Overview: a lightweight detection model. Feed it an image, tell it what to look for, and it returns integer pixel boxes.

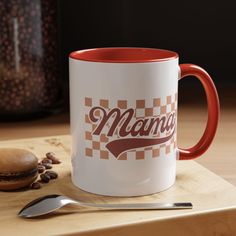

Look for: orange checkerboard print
[84,94,177,160]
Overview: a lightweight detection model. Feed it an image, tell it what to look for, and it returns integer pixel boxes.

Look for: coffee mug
[69,48,219,196]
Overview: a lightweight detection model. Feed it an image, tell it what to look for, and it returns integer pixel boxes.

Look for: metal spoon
[18,194,193,218]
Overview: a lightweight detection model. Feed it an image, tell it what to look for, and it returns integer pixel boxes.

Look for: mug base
[71,175,176,197]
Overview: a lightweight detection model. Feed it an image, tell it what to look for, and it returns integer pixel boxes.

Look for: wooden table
[1,135,236,236]
[0,105,235,235]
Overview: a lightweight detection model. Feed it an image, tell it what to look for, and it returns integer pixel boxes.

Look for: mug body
[69,48,179,196]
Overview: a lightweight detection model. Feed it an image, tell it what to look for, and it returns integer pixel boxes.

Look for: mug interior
[70,47,178,63]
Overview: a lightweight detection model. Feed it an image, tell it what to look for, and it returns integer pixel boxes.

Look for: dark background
[58,0,236,105]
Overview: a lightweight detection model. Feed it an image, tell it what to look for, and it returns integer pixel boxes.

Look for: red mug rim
[69,47,178,63]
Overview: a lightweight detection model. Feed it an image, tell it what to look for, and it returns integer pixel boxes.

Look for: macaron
[0,148,38,191]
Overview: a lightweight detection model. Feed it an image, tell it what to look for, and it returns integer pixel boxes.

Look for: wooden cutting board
[0,135,236,236]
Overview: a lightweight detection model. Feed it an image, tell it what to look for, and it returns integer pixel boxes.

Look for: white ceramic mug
[69,47,219,196]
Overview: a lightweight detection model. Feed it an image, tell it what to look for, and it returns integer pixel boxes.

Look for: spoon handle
[77,202,193,210]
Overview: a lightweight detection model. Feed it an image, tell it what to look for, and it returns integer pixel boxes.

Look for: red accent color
[178,64,220,160]
[69,48,178,63]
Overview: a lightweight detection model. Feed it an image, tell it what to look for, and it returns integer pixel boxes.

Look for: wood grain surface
[0,135,236,235]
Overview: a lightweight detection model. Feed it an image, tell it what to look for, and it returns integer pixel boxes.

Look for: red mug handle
[178,64,220,160]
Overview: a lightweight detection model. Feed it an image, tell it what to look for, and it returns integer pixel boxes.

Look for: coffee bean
[31,182,41,189]
[51,159,61,164]
[45,152,61,164]
[40,173,50,183]
[42,163,52,169]
[46,152,55,159]
[45,170,58,179]
[37,164,46,173]
[42,158,52,164]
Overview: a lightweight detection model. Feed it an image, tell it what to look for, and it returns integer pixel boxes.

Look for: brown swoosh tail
[105,129,175,158]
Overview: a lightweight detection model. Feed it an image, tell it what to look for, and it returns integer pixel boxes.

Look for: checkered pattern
[84,94,177,160]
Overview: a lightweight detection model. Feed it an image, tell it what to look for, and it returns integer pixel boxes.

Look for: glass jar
[0,0,62,120]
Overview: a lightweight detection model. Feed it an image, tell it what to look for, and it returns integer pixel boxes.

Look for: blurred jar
[0,0,62,120]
